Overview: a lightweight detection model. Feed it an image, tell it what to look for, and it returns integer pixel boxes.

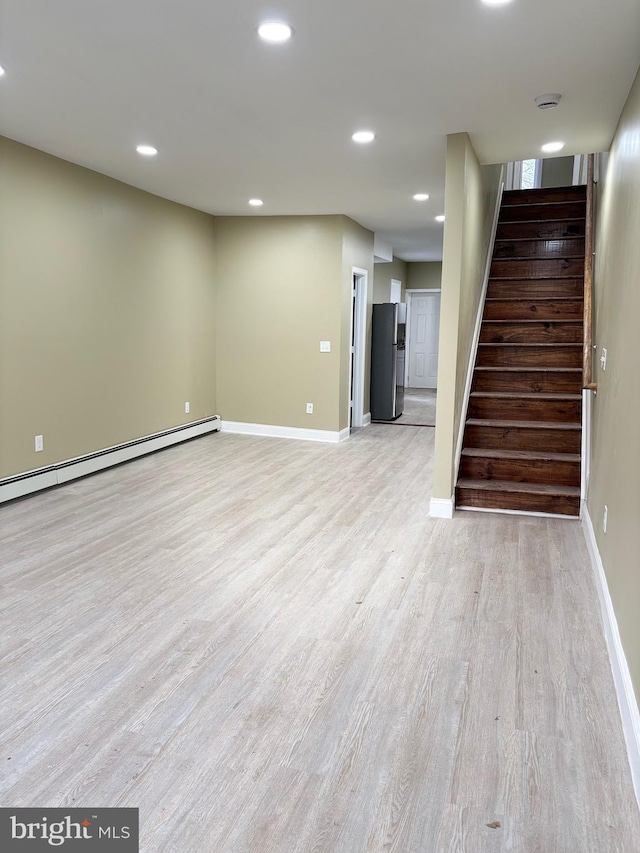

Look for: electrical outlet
[185,401,190,414]
[320,341,331,353]
[600,348,607,371]
[306,403,314,414]
[35,435,43,452]
[603,505,608,533]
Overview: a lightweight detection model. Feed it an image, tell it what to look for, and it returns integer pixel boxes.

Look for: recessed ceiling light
[481,0,514,6]
[0,65,6,77]
[258,21,293,43]
[352,131,375,144]
[136,145,158,156]
[541,141,565,153]
[413,193,430,201]
[435,215,445,222]
[248,198,264,207]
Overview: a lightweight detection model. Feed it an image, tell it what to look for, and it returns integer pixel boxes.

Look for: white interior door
[408,292,440,388]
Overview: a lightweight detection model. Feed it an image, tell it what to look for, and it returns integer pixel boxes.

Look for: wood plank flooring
[1,426,638,851]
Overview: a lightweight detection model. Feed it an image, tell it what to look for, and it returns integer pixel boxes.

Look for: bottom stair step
[459,447,580,486]
[455,478,580,516]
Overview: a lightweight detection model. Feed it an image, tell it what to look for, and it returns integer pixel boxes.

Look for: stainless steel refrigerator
[370,303,405,420]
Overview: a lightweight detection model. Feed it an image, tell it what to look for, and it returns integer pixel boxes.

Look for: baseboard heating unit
[0,415,221,504]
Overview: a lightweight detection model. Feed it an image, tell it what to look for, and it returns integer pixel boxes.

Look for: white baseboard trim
[429,496,455,519]
[582,505,640,806]
[363,413,372,427]
[221,420,345,444]
[457,505,580,520]
[0,416,221,504]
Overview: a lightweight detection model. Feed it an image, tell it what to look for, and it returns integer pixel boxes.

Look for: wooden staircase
[456,185,587,516]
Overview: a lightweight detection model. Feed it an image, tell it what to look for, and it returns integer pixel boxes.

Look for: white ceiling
[1,0,639,261]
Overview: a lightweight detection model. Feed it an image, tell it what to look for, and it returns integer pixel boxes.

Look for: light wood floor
[373,388,437,427]
[1,425,638,851]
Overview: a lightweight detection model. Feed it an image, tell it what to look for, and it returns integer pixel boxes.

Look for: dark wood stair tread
[470,391,582,400]
[500,199,586,208]
[456,478,580,497]
[461,447,580,462]
[489,275,584,281]
[466,418,581,430]
[474,366,582,373]
[485,296,583,302]
[483,319,582,324]
[490,254,585,260]
[478,342,582,346]
[499,197,586,208]
[487,279,584,290]
[494,235,585,243]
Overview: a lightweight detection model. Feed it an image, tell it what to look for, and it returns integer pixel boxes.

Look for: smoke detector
[535,93,562,110]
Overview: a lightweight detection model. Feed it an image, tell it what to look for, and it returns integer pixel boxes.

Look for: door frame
[349,268,368,429]
[405,288,441,387]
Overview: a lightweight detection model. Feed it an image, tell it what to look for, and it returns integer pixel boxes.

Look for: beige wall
[0,138,218,479]
[432,133,504,501]
[406,262,442,290]
[214,215,347,432]
[541,155,574,188]
[588,68,640,702]
[373,256,408,303]
[340,217,375,425]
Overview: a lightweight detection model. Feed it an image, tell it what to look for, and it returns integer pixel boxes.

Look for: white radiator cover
[0,416,221,503]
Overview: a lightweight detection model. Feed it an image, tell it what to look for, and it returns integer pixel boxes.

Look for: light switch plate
[600,348,607,371]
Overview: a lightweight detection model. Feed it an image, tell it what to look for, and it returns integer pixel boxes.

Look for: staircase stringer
[453,176,506,489]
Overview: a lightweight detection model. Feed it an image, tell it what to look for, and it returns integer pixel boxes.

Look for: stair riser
[499,201,586,222]
[476,344,582,367]
[483,299,583,321]
[487,279,584,298]
[493,238,584,260]
[464,425,581,453]
[496,221,585,240]
[459,457,580,487]
[472,372,582,394]
[468,397,582,422]
[490,258,585,279]
[501,187,586,206]
[455,486,580,516]
[480,322,583,344]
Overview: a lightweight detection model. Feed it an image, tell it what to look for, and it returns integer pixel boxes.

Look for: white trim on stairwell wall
[580,388,593,503]
[453,172,506,486]
[582,505,640,807]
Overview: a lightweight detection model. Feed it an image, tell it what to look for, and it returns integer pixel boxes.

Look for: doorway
[349,269,368,432]
[401,289,441,427]
[406,290,440,388]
